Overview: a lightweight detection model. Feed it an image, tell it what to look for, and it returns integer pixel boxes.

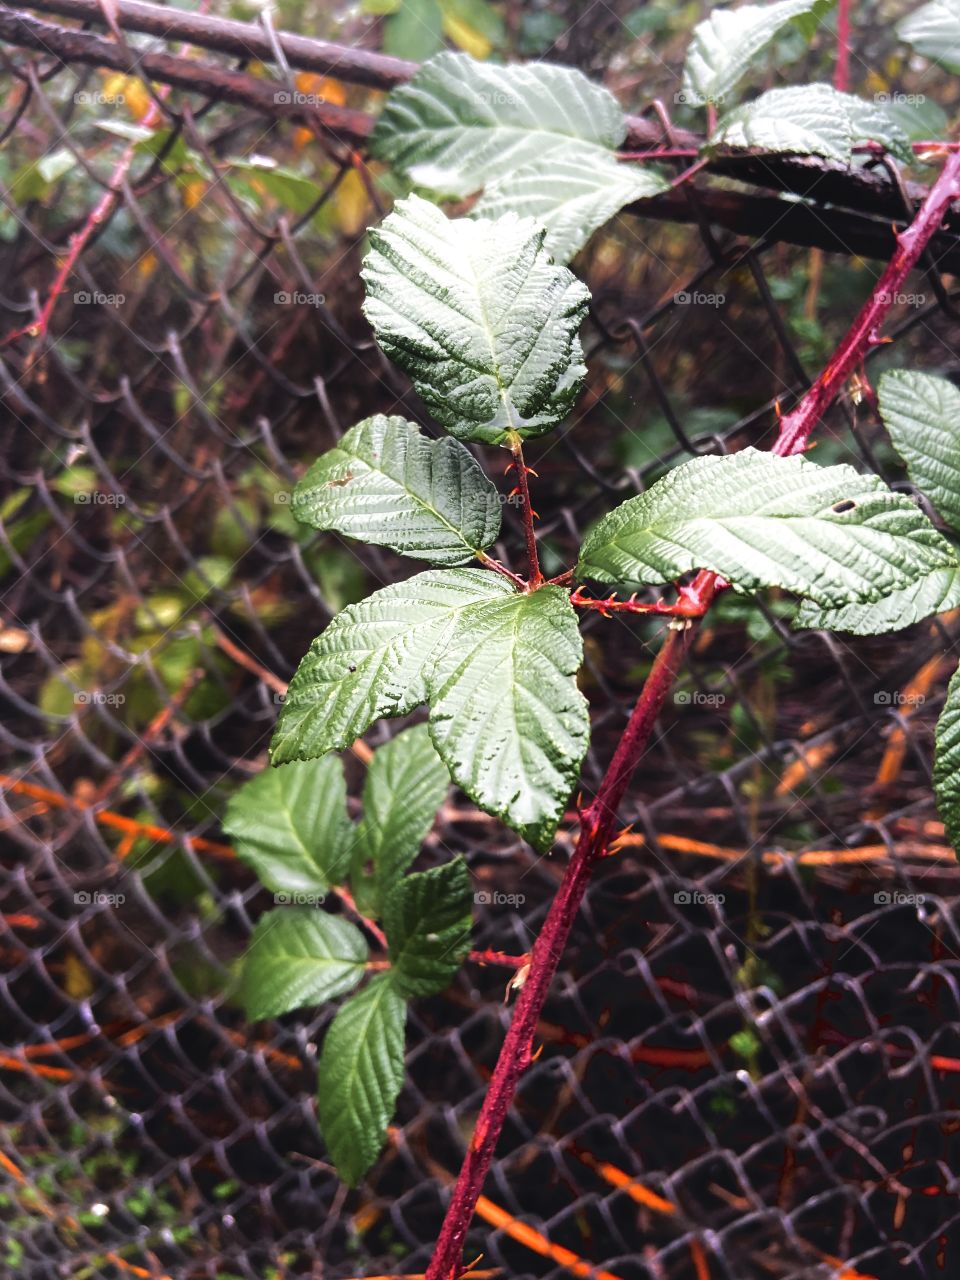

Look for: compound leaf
[794,564,960,633]
[936,662,960,856]
[472,146,669,264]
[711,84,910,163]
[224,754,351,893]
[270,569,513,764]
[879,370,960,533]
[362,196,589,444]
[898,0,960,74]
[352,724,450,914]
[243,908,367,1021]
[384,857,473,997]
[426,583,588,850]
[292,415,501,566]
[369,51,627,198]
[682,0,836,105]
[317,974,406,1186]
[577,448,956,608]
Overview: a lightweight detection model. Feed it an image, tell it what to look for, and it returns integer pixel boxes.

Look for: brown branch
[0,10,373,145]
[10,0,960,243]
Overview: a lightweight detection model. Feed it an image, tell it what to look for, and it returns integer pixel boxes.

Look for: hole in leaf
[326,471,354,488]
[832,500,856,514]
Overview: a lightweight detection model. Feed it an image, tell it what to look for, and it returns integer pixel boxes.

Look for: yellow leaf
[335,168,370,235]
[181,179,206,211]
[295,72,347,106]
[137,250,159,280]
[64,953,94,1000]
[442,12,492,59]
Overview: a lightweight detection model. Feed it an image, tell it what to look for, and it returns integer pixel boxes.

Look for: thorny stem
[475,552,527,591]
[774,148,960,458]
[505,432,543,588]
[425,148,960,1280]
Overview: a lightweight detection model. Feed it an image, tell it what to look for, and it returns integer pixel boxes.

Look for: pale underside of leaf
[935,661,960,855]
[426,584,589,850]
[316,974,407,1186]
[243,908,367,1021]
[270,568,514,764]
[577,448,956,608]
[471,147,669,264]
[711,84,910,163]
[898,0,960,75]
[292,414,501,566]
[793,564,960,634]
[223,754,351,893]
[368,50,627,198]
[362,195,589,444]
[353,723,450,913]
[879,369,960,533]
[682,0,836,105]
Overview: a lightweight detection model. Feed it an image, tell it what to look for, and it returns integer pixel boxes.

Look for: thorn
[530,1042,545,1063]
[774,398,783,420]
[525,465,539,478]
[530,507,540,519]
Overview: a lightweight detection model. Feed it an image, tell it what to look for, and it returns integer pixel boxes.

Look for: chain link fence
[2,8,960,1279]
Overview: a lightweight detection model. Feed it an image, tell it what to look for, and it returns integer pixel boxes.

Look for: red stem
[774,149,960,459]
[834,0,850,93]
[506,433,542,589]
[425,149,960,1280]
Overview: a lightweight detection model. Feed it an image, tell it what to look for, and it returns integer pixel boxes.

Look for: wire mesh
[2,14,960,1280]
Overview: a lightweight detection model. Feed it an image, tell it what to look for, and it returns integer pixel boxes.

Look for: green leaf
[270,568,514,764]
[292,415,502,565]
[879,370,960,532]
[711,84,910,163]
[384,0,444,61]
[794,564,960,634]
[936,661,960,856]
[682,0,836,105]
[898,0,960,74]
[223,755,352,894]
[316,975,406,1185]
[353,725,450,913]
[577,448,957,608]
[243,908,367,1020]
[362,196,589,444]
[472,146,669,264]
[369,51,628,199]
[384,858,473,997]
[426,584,588,850]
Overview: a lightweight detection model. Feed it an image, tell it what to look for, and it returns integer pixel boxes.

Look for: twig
[424,147,960,1280]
